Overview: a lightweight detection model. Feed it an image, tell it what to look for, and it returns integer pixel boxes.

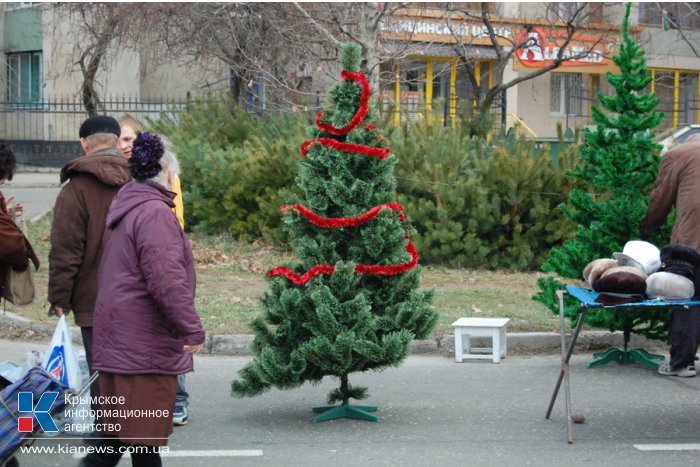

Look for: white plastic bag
[42,315,82,389]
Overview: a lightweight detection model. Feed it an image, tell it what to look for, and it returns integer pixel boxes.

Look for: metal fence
[563,92,700,135]
[380,92,506,130]
[0,96,190,166]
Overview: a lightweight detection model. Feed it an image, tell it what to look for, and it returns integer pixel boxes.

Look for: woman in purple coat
[82,133,205,467]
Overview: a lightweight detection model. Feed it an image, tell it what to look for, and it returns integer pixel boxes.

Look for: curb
[196,331,666,357]
[0,312,668,358]
[16,166,62,173]
[4,182,62,189]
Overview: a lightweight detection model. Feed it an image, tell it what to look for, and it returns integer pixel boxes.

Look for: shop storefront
[379,10,504,124]
[511,24,619,136]
[379,8,623,137]
[379,49,495,124]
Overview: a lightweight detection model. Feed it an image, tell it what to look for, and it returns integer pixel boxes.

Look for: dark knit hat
[79,116,121,138]
[658,244,700,281]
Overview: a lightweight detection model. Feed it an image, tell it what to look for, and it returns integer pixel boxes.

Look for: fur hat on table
[593,268,647,306]
[613,240,661,276]
[646,272,695,300]
[582,258,618,288]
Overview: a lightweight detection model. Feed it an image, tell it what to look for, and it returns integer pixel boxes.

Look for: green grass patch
[6,211,564,337]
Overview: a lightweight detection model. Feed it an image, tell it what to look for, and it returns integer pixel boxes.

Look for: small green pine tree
[231,44,437,422]
[534,3,669,342]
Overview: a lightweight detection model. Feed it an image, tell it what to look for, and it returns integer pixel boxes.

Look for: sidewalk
[5,170,62,189]
[0,309,669,358]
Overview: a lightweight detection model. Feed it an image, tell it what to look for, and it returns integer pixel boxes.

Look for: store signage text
[380,18,513,41]
[516,29,608,67]
[381,15,616,71]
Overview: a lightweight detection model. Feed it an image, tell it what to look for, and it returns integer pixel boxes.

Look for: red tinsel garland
[281,203,405,227]
[268,237,419,286]
[300,138,389,160]
[269,68,418,286]
[315,71,370,136]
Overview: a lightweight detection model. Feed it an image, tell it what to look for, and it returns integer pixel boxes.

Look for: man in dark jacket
[641,135,700,377]
[48,116,131,403]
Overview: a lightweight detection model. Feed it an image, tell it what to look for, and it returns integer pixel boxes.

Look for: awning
[378,41,498,60]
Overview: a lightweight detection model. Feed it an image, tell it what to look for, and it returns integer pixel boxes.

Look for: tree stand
[310,374,380,423]
[588,320,664,369]
[311,404,379,423]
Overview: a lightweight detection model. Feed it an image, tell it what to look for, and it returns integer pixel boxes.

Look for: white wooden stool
[452,317,510,363]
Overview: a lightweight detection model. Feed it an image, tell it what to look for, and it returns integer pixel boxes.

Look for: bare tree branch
[656,2,700,59]
[293,2,343,48]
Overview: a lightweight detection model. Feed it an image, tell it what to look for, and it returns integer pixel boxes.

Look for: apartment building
[2,3,700,164]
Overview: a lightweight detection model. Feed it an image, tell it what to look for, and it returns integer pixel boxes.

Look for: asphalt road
[2,172,61,221]
[3,338,700,467]
[1,186,61,221]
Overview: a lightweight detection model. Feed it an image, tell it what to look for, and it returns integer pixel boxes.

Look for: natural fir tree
[534,3,668,365]
[231,44,437,422]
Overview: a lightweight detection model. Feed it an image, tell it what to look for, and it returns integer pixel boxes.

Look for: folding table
[545,285,700,443]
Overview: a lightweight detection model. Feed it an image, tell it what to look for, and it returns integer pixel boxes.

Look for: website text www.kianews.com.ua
[19,444,169,456]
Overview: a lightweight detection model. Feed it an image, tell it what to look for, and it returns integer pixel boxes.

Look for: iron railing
[0,96,191,141]
[0,96,191,166]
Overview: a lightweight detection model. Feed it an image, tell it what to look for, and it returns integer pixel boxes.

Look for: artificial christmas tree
[534,3,669,367]
[231,44,437,422]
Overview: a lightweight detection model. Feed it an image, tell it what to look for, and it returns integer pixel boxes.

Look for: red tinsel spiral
[281,203,406,228]
[269,68,418,286]
[300,138,389,160]
[315,71,370,136]
[267,237,419,286]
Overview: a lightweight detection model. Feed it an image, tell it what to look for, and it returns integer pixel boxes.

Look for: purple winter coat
[92,180,205,376]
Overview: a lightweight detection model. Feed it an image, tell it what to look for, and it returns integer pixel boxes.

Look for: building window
[433,3,497,14]
[4,2,38,10]
[7,51,42,105]
[639,3,700,29]
[547,2,581,22]
[550,72,582,115]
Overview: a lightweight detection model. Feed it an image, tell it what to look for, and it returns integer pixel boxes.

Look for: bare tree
[441,2,614,136]
[47,2,620,125]
[151,3,284,106]
[109,2,416,113]
[291,2,409,89]
[150,3,411,110]
[50,3,168,116]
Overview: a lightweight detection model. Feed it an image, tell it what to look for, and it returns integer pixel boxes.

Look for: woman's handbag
[3,263,35,306]
[2,219,38,306]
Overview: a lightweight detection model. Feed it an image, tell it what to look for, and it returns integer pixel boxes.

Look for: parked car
[657,124,700,154]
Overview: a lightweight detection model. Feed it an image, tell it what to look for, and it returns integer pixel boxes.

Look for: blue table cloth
[566,285,700,309]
